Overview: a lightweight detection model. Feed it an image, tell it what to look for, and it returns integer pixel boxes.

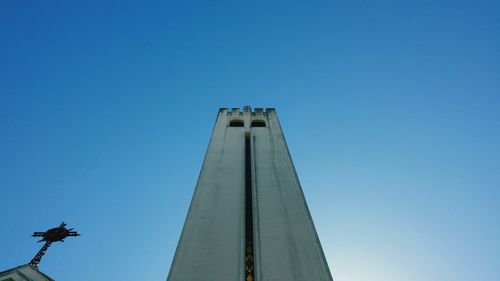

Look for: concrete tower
[167,107,333,281]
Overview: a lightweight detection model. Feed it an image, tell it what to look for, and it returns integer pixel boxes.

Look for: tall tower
[167,107,333,281]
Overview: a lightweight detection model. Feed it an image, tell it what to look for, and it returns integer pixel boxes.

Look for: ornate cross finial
[29,222,80,267]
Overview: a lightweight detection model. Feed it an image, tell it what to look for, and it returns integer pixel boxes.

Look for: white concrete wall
[252,109,333,281]
[0,265,54,281]
[167,108,246,281]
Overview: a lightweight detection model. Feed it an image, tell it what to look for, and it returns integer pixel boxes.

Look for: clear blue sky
[1,1,499,280]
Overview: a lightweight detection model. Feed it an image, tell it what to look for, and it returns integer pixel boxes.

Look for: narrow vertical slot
[245,135,255,281]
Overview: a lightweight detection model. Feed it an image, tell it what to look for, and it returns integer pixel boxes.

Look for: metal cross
[29,222,80,267]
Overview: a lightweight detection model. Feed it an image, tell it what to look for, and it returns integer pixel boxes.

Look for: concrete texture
[252,109,333,281]
[167,107,333,281]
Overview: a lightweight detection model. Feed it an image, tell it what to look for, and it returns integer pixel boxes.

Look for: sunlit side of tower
[167,107,333,281]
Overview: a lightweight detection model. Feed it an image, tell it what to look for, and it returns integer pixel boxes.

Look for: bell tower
[167,107,333,281]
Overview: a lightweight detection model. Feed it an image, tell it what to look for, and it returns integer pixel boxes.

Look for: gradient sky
[1,1,499,280]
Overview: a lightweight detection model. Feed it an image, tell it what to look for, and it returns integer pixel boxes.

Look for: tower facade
[167,107,333,281]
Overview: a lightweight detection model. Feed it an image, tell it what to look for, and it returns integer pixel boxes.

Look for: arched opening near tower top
[251,120,266,127]
[229,120,244,127]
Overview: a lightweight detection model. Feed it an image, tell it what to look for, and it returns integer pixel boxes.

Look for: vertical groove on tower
[245,134,255,281]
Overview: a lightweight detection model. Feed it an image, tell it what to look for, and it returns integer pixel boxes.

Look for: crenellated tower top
[217,107,276,129]
[219,107,275,116]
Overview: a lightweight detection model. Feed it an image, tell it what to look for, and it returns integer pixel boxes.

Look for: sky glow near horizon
[0,1,499,281]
